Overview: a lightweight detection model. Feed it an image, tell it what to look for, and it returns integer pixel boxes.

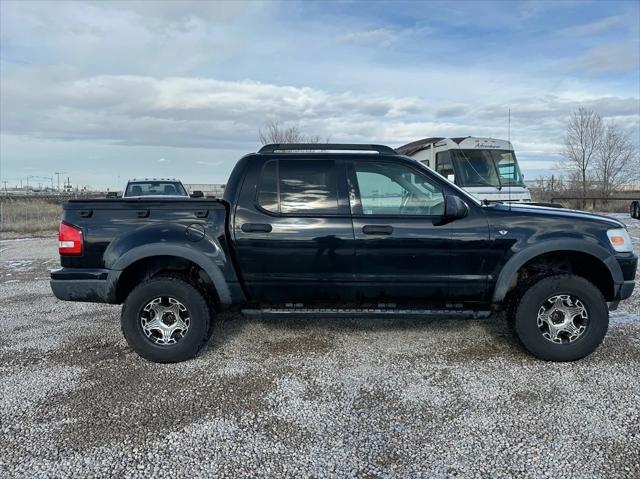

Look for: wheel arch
[493,240,622,304]
[109,244,232,306]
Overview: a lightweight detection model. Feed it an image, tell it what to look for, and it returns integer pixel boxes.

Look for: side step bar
[241,308,492,319]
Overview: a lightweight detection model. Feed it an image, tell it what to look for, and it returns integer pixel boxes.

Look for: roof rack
[258,143,396,155]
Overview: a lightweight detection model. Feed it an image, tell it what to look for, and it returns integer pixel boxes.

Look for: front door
[232,157,355,303]
[348,159,451,303]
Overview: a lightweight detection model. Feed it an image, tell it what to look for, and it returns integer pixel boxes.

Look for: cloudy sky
[1,0,639,189]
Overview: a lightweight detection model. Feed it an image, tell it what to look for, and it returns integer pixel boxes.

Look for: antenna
[508,108,512,210]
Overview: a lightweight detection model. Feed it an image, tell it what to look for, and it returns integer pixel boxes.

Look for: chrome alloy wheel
[140,297,190,345]
[536,294,589,344]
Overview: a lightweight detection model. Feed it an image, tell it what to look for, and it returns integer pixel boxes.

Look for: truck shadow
[209,312,524,357]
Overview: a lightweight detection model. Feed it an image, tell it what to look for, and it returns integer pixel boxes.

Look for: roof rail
[258,143,396,155]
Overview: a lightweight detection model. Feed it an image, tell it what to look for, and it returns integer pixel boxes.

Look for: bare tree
[259,120,321,145]
[592,124,637,196]
[561,107,604,206]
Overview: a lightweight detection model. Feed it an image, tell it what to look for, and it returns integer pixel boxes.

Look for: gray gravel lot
[1,214,639,478]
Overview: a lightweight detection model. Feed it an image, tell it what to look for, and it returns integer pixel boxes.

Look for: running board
[241,307,492,319]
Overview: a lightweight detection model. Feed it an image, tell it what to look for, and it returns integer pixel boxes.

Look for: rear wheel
[121,276,212,363]
[512,274,608,361]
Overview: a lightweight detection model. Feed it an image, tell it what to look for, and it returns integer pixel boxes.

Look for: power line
[55,171,67,191]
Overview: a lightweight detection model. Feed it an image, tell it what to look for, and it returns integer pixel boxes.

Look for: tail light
[58,222,83,255]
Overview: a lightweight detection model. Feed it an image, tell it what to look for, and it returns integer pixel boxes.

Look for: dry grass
[0,199,61,234]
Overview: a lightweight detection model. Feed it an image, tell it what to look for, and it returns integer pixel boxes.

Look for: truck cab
[397,137,531,203]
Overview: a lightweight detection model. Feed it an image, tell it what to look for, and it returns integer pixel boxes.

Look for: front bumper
[612,253,637,301]
[50,268,120,303]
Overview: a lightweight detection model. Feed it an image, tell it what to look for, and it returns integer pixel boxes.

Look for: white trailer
[397,137,531,203]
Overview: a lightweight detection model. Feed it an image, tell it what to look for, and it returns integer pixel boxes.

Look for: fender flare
[108,243,232,305]
[492,239,622,303]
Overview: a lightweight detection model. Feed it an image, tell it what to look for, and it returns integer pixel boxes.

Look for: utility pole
[55,171,67,191]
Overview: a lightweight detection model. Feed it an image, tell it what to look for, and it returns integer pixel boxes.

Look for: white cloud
[0,73,427,147]
[1,69,637,184]
[340,28,398,47]
[560,15,626,36]
[574,43,640,74]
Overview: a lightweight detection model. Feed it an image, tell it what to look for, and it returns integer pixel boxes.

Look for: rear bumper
[50,268,120,303]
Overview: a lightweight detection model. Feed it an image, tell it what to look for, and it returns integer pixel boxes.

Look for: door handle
[241,223,272,233]
[136,210,150,218]
[362,225,393,235]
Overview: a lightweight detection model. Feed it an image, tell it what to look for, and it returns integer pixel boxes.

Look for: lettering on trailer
[474,139,501,149]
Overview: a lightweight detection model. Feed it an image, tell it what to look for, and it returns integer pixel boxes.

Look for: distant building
[184,184,226,198]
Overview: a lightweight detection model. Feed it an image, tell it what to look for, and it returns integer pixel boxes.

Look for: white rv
[396,137,531,203]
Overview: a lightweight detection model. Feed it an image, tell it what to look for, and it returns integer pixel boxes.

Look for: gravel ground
[1,214,639,478]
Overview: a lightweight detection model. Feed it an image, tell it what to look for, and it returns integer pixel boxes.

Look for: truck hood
[489,203,625,228]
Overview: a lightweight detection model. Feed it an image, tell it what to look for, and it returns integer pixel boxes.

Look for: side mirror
[190,190,204,198]
[444,195,468,220]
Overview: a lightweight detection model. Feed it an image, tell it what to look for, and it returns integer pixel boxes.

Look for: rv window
[435,151,455,178]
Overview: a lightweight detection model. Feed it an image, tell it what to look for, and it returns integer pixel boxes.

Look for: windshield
[451,149,525,188]
[125,181,188,197]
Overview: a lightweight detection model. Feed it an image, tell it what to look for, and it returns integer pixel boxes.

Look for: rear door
[232,156,355,303]
[348,159,451,302]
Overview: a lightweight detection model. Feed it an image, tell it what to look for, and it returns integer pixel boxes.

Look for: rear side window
[257,159,338,215]
[257,160,278,212]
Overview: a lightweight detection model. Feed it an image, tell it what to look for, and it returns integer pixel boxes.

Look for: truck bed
[53,197,243,305]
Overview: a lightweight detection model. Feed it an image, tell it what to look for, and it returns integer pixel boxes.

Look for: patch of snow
[3,260,34,271]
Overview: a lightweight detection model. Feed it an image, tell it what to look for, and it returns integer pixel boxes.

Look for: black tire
[512,274,608,361]
[121,276,212,363]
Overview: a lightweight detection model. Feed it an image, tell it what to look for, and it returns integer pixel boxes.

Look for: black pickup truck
[51,144,637,363]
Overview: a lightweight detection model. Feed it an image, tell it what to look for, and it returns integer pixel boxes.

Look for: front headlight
[607,228,633,252]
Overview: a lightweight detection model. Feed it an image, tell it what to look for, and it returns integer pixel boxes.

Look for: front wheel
[512,274,608,361]
[121,276,212,363]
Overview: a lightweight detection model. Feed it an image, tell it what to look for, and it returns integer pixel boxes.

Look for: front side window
[354,162,444,216]
[257,159,338,215]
